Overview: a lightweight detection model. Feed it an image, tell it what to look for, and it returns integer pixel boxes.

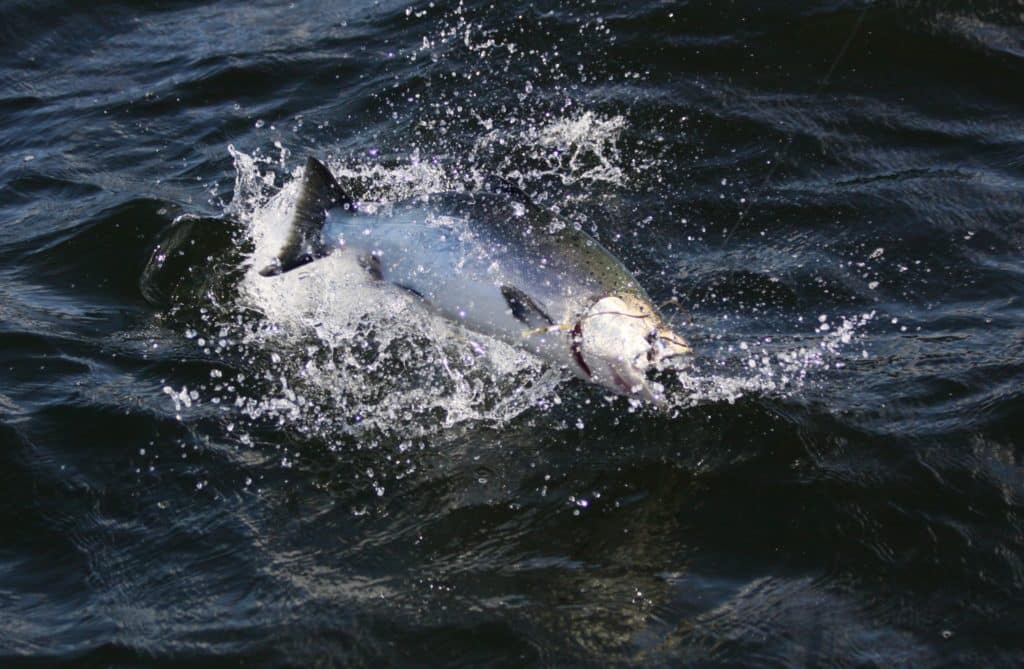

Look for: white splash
[666,311,876,410]
[472,111,631,187]
[216,147,563,441]
[173,129,875,444]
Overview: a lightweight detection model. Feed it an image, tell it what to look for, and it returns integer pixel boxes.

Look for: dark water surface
[2,1,1023,666]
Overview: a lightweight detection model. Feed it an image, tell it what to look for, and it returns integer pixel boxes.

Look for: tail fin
[259,157,352,276]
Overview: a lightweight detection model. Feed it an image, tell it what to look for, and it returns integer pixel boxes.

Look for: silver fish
[261,157,691,402]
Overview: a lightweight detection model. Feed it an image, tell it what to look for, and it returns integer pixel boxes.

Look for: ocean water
[1,1,1022,666]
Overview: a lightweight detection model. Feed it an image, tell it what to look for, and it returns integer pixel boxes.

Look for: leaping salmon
[260,157,692,403]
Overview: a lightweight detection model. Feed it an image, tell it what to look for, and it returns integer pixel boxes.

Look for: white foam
[214,148,563,441]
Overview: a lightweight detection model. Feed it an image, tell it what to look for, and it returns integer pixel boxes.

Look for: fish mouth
[647,328,693,369]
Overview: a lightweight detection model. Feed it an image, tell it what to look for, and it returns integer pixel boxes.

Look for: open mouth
[646,331,692,369]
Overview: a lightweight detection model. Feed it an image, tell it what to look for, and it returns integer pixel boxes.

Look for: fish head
[574,294,692,403]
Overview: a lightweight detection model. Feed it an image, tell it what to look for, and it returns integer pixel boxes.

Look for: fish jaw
[650,326,692,370]
[574,295,691,403]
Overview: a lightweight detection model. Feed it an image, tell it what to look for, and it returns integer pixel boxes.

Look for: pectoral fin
[500,285,553,328]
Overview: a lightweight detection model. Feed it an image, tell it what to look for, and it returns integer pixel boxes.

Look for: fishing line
[659,4,871,339]
[719,3,871,246]
[658,295,694,327]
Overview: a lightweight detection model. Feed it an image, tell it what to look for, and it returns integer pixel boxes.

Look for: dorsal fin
[501,285,553,328]
[259,157,352,276]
